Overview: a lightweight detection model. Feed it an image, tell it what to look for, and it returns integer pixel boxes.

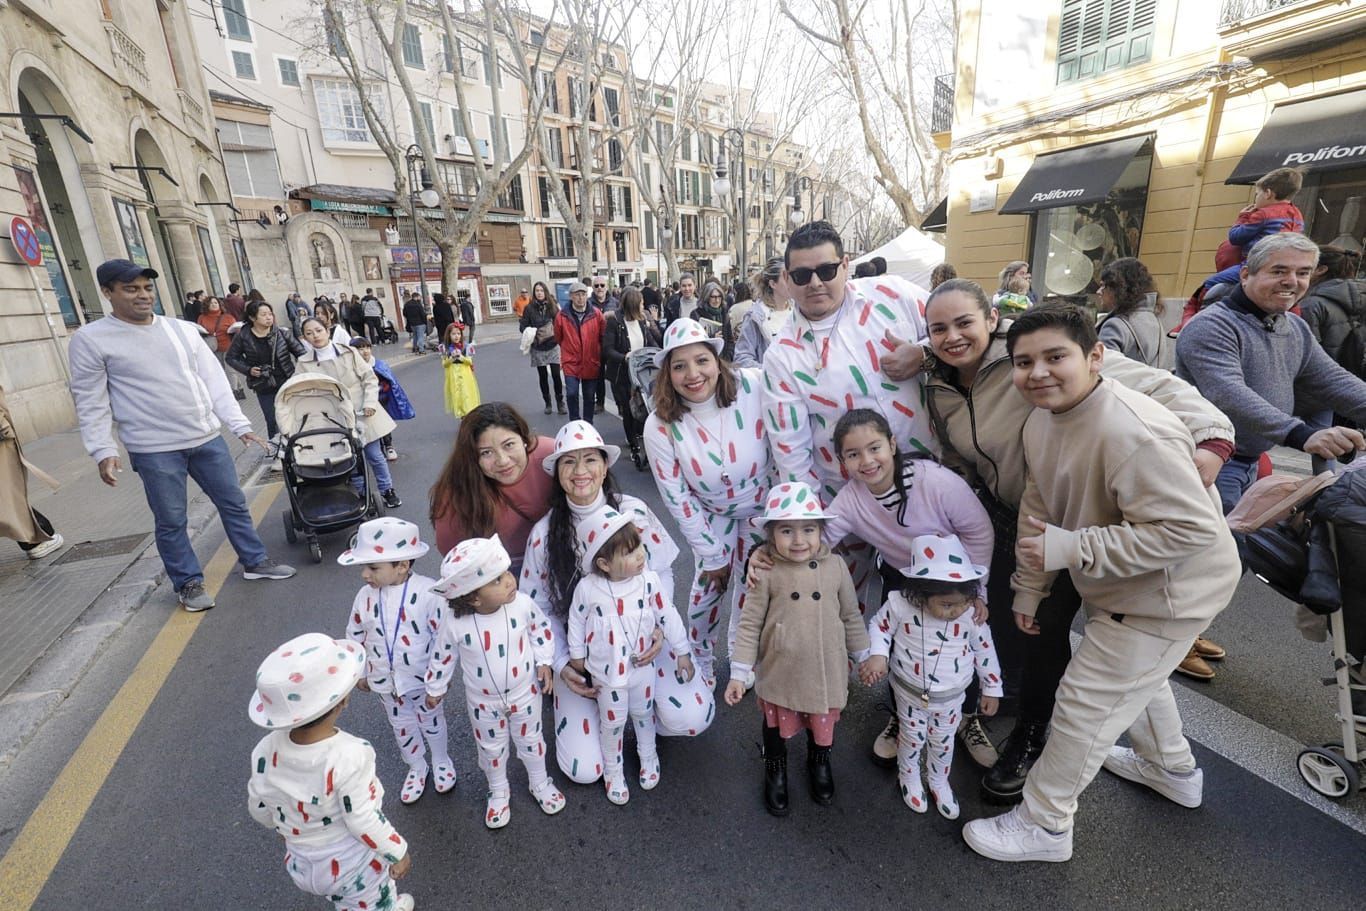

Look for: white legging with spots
[466,683,550,796]
[683,519,765,680]
[596,663,657,782]
[895,688,964,789]
[378,689,451,775]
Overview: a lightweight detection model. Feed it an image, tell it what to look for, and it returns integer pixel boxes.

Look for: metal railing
[1220,0,1310,25]
[932,73,954,133]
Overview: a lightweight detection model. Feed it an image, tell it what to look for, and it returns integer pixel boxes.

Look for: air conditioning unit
[445,134,475,157]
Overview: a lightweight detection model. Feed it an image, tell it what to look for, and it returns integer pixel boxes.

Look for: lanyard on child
[381,578,411,668]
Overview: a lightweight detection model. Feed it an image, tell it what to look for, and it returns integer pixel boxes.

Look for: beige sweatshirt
[1010,378,1242,641]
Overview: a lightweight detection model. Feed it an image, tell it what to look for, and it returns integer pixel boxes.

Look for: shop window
[1297,166,1366,274]
[1028,143,1153,300]
[1056,0,1156,85]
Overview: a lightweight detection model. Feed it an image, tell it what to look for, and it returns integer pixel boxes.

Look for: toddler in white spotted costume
[427,534,565,829]
[862,534,1002,819]
[339,517,454,806]
[567,507,694,805]
[247,633,415,911]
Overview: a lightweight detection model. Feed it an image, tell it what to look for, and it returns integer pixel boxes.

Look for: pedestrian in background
[554,282,606,424]
[352,337,414,462]
[69,259,295,612]
[513,287,531,316]
[602,286,661,468]
[0,383,63,559]
[312,299,350,346]
[196,296,245,400]
[361,287,383,344]
[432,292,455,345]
[225,299,306,443]
[734,256,791,368]
[439,322,480,419]
[247,633,415,911]
[1097,257,1172,370]
[520,281,565,415]
[403,291,429,354]
[222,282,246,321]
[993,260,1034,313]
[930,263,957,289]
[457,292,476,346]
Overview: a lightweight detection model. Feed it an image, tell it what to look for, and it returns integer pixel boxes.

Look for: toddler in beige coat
[726,482,873,816]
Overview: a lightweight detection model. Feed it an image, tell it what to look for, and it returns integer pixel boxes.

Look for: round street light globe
[661,227,674,240]
[713,176,731,197]
[419,188,441,208]
[789,209,804,228]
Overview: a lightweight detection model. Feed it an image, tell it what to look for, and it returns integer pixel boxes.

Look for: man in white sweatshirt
[68,260,295,612]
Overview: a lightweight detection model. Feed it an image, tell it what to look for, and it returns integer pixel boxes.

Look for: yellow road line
[0,481,283,910]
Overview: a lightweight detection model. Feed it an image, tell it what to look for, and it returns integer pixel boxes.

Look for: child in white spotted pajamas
[862,534,1002,819]
[340,517,454,806]
[427,534,565,829]
[247,633,415,911]
[568,507,695,805]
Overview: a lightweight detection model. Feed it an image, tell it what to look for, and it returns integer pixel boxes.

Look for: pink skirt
[758,698,840,746]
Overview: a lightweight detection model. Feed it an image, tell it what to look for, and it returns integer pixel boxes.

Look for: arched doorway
[196,174,227,298]
[132,129,183,314]
[14,68,101,325]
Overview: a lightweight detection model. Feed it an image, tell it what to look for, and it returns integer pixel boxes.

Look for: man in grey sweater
[68,260,295,612]
[1176,233,1366,513]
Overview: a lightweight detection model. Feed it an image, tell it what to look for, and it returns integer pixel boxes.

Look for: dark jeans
[612,379,643,446]
[565,376,598,424]
[16,509,55,550]
[537,364,564,407]
[257,391,279,439]
[128,436,268,590]
[595,374,606,409]
[364,316,382,343]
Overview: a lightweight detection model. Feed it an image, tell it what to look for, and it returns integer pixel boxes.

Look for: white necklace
[605,576,651,661]
[471,607,514,712]
[916,606,950,709]
[686,406,734,487]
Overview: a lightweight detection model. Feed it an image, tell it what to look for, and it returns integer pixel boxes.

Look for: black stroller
[1240,468,1366,799]
[273,374,380,563]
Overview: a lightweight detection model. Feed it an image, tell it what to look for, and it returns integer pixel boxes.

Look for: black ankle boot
[630,441,647,471]
[806,730,835,805]
[981,720,1049,804]
[762,725,789,816]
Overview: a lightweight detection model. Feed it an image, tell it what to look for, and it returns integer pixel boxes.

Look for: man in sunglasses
[590,275,619,315]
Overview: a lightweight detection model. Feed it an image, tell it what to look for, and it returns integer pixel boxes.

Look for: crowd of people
[23,187,1360,908]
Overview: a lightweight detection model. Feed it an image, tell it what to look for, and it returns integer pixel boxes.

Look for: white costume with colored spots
[567,570,691,784]
[345,573,451,779]
[644,367,772,682]
[426,592,555,803]
[248,731,407,911]
[868,592,1002,809]
[520,492,715,782]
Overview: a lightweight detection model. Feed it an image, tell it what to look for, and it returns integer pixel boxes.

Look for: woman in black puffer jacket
[226,299,307,440]
[1300,245,1365,368]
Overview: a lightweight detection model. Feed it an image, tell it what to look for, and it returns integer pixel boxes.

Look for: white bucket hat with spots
[430,534,512,599]
[899,533,989,582]
[541,420,621,474]
[576,507,638,574]
[753,481,838,527]
[248,632,366,729]
[336,517,430,565]
[653,317,724,368]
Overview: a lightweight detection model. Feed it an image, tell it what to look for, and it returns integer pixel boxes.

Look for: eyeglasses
[593,283,606,288]
[788,262,842,286]
[708,293,723,300]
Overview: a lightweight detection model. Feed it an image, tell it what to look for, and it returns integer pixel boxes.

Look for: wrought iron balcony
[932,73,954,134]
[1220,0,1310,25]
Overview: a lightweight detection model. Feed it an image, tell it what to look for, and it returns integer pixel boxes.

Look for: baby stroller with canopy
[625,346,662,470]
[1235,468,1366,799]
[273,373,379,563]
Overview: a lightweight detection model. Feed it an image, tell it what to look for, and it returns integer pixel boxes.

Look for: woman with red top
[428,402,556,572]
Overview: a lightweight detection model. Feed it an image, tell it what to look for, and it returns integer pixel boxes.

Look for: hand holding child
[723,679,747,706]
[632,628,664,666]
[1015,611,1040,635]
[537,664,554,693]
[563,661,598,698]
[745,545,774,591]
[971,597,988,625]
[424,693,442,709]
[859,656,888,686]
[978,694,999,717]
[1015,516,1047,571]
[390,854,412,880]
[675,653,695,683]
[355,679,371,693]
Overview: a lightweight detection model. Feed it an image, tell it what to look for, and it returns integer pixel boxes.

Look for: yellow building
[941,0,1366,311]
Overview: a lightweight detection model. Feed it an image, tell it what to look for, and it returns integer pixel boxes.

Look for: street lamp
[789,176,809,229]
[658,185,674,283]
[714,127,746,281]
[404,144,441,312]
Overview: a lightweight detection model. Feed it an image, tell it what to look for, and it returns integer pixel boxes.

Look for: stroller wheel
[309,540,323,564]
[282,510,297,545]
[1297,746,1359,798]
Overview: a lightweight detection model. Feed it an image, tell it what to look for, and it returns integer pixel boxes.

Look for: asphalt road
[3,336,1365,910]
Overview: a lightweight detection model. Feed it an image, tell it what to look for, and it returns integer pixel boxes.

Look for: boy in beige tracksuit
[963,306,1242,863]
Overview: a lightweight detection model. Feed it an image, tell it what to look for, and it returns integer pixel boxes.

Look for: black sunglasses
[593,283,606,288]
[788,262,842,286]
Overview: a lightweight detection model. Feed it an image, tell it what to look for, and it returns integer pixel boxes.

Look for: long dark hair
[833,409,921,526]
[653,347,739,423]
[1098,257,1163,317]
[530,281,554,316]
[428,403,536,536]
[544,458,624,618]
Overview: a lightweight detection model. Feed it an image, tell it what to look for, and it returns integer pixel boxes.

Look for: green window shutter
[1057,0,1154,85]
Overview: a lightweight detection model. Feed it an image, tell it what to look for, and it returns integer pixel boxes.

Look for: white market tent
[850,227,946,290]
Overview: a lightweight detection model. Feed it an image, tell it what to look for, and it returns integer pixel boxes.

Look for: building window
[537,176,552,217]
[614,231,628,261]
[222,0,251,41]
[496,175,524,211]
[545,226,574,258]
[1028,142,1153,299]
[413,101,434,142]
[680,129,692,162]
[608,139,624,174]
[401,23,424,69]
[277,57,300,87]
[547,128,564,168]
[1056,0,1157,85]
[314,78,383,144]
[449,106,467,140]
[483,45,501,87]
[680,213,700,249]
[537,69,559,113]
[655,121,674,150]
[231,50,256,80]
[529,29,544,46]
[603,87,620,126]
[325,9,348,57]
[1298,167,1366,274]
[643,210,656,249]
[217,119,284,198]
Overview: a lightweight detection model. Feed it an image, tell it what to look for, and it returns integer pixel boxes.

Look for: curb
[0,332,519,770]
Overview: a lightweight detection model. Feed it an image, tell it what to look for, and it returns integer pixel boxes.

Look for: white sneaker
[872,713,899,767]
[395,895,414,911]
[962,805,1073,863]
[25,533,64,560]
[1102,746,1203,808]
[959,714,999,768]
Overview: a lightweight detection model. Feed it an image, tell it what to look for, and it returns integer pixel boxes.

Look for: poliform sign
[1029,188,1087,204]
[1282,144,1366,166]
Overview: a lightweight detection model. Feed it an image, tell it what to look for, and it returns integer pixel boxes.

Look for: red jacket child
[554,301,606,380]
[1215,198,1305,270]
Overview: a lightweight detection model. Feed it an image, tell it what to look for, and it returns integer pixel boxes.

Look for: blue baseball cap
[96,258,158,287]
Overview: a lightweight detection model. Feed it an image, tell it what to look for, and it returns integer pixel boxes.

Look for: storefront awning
[921,198,947,232]
[999,135,1153,215]
[291,183,397,207]
[1226,88,1366,185]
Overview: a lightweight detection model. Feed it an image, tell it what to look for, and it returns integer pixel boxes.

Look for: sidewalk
[0,323,521,762]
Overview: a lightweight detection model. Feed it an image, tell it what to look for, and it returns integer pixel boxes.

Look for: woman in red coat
[553,281,606,424]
